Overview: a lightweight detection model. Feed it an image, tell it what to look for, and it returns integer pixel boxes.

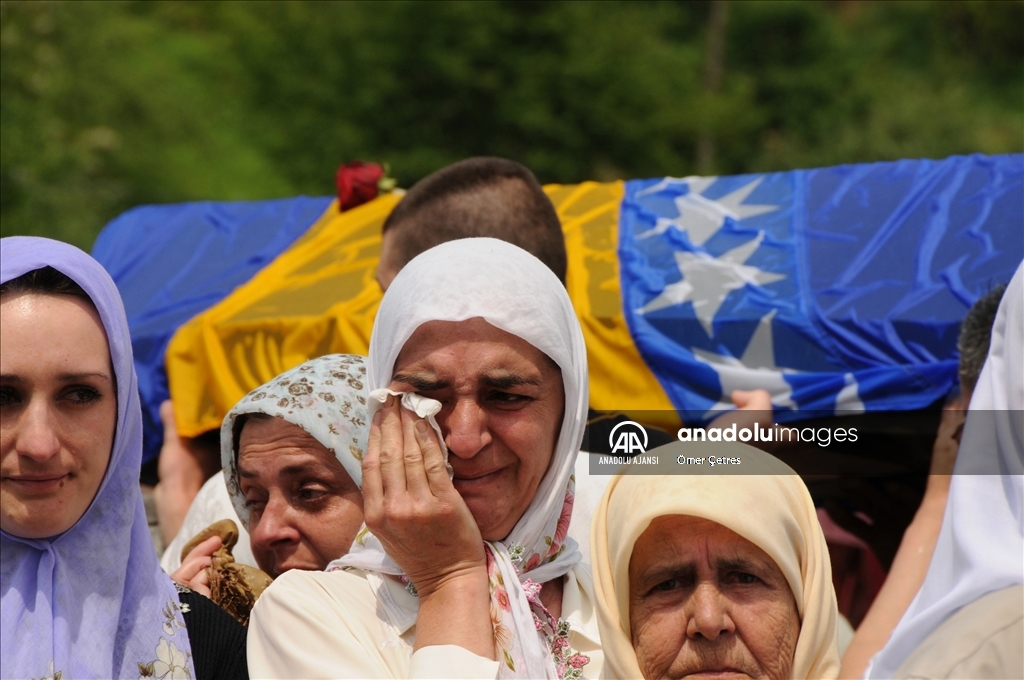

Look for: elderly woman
[249,238,601,678]
[170,355,369,617]
[591,442,840,680]
[1,237,246,678]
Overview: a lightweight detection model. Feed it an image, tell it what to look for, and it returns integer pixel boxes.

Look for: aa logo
[609,421,648,455]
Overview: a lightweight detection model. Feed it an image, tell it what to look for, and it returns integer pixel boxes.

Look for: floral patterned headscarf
[1,237,195,679]
[333,238,590,679]
[220,354,369,526]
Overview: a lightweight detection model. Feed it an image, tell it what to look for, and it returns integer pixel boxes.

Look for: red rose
[335,161,386,212]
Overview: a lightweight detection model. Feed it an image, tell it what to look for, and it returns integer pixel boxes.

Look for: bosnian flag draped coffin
[91,153,1023,461]
[619,156,1022,422]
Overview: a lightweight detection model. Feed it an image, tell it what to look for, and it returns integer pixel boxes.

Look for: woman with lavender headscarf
[1,237,246,679]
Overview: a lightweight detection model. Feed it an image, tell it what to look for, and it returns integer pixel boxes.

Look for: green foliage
[2,0,1021,250]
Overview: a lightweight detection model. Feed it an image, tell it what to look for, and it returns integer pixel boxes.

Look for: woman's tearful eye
[489,391,530,407]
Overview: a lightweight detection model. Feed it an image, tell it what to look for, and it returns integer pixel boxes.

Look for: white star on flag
[835,373,865,413]
[638,232,785,335]
[637,176,779,246]
[690,309,799,416]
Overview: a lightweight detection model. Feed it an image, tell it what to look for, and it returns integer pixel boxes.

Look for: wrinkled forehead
[236,415,336,466]
[610,472,810,608]
[393,317,560,377]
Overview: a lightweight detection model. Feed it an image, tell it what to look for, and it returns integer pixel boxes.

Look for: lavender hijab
[1,237,195,679]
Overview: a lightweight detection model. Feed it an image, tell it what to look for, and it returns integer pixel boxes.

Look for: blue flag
[92,197,332,464]
[620,153,1023,423]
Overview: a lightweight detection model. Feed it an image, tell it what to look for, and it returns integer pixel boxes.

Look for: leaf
[355,525,371,546]
[503,650,516,671]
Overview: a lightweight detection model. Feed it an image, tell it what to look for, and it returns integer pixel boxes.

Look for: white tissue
[367,388,452,478]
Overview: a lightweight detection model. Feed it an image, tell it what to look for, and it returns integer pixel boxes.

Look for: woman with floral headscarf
[163,356,370,579]
[249,238,602,678]
[169,354,370,625]
[219,353,369,577]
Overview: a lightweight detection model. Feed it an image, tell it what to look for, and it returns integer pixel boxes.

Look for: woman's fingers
[170,536,221,598]
[172,535,221,581]
[170,557,208,584]
[378,396,409,495]
[356,396,485,597]
[401,407,430,495]
[170,539,218,584]
[186,535,222,559]
[187,567,212,599]
[362,404,385,512]
[415,417,450,491]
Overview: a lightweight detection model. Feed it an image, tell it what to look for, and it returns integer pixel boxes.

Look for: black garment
[178,585,248,679]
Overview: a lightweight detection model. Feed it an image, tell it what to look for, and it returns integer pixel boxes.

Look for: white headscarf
[220,354,369,526]
[866,260,1024,677]
[334,237,589,679]
[591,444,840,680]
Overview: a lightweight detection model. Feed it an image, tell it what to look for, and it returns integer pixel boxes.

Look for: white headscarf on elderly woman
[591,442,840,680]
[219,353,370,526]
[333,237,590,679]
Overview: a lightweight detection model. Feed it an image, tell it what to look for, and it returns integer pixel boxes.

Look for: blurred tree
[0,1,294,249]
[1,0,1021,249]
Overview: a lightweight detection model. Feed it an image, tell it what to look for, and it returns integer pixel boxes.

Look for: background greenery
[2,0,1021,250]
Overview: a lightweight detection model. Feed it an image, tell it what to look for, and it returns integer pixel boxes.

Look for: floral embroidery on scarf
[397,573,420,596]
[353,525,372,548]
[486,551,516,671]
[138,638,191,680]
[138,594,192,679]
[496,484,590,679]
[288,381,313,396]
[161,595,187,636]
[552,621,589,680]
[548,490,573,556]
[223,355,369,526]
[33,660,62,680]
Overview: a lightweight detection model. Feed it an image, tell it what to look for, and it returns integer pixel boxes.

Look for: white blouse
[247,562,603,679]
